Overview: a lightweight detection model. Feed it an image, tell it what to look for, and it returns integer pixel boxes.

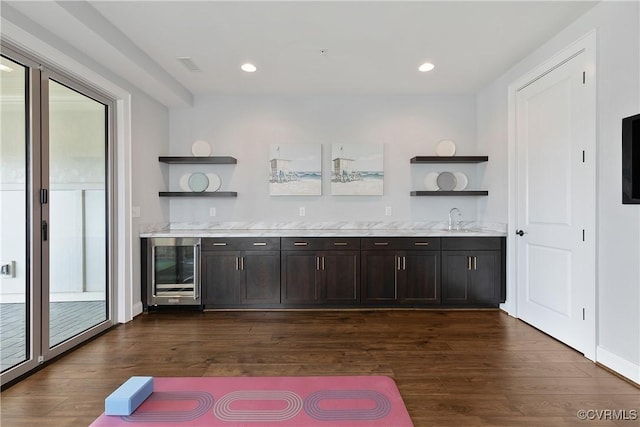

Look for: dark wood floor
[1,310,638,427]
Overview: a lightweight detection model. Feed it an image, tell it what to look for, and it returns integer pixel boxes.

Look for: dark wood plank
[1,310,638,427]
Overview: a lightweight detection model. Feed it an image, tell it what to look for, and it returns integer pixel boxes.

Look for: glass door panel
[0,56,29,372]
[48,80,108,348]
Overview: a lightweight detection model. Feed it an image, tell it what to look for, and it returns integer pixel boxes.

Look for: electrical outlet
[299,207,306,217]
[385,206,392,216]
[209,207,217,217]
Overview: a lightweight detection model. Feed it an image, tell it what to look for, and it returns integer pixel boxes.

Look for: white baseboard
[131,301,144,319]
[597,346,640,384]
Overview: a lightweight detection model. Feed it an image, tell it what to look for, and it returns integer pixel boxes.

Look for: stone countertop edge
[139,229,507,238]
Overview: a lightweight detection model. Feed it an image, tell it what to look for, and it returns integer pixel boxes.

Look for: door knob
[516,229,527,236]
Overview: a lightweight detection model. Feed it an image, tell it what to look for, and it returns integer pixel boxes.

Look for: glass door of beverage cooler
[149,238,201,305]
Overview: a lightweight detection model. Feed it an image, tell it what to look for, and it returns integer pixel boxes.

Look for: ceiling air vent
[177,57,201,72]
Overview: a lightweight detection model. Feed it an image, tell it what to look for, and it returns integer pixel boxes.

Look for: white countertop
[139,221,507,238]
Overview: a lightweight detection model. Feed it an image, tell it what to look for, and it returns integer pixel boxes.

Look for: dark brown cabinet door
[361,252,399,303]
[403,251,440,304]
[322,252,359,304]
[470,251,500,305]
[202,252,238,305]
[282,250,360,306]
[281,252,321,304]
[442,250,501,306]
[441,252,471,304]
[203,250,281,307]
[241,251,281,305]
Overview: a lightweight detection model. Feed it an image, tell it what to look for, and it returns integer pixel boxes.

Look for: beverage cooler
[146,237,201,306]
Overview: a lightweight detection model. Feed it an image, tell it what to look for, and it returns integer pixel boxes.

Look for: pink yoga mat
[90,375,413,427]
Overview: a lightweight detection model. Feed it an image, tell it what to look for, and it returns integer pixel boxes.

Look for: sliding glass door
[0,55,30,373]
[45,79,109,349]
[1,45,114,386]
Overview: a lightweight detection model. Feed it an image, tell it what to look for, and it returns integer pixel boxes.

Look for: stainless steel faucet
[448,208,461,230]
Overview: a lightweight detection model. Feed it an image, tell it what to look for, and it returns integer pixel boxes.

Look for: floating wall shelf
[410,156,488,163]
[159,191,238,198]
[159,156,238,198]
[410,191,489,197]
[410,155,489,196]
[159,156,237,164]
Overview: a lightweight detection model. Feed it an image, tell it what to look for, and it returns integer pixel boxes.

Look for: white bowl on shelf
[191,140,212,157]
[436,139,456,157]
[424,172,439,191]
[453,172,468,191]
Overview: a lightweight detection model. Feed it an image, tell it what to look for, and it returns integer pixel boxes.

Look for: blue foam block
[105,376,154,416]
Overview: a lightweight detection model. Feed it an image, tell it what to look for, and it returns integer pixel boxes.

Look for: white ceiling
[3,1,598,107]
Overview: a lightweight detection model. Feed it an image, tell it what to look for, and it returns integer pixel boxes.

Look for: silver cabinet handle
[333,242,348,246]
[396,255,401,270]
[193,244,200,300]
[236,257,239,270]
[467,256,472,271]
[414,242,430,246]
[294,242,308,246]
[241,257,245,271]
[374,242,389,246]
[213,242,227,246]
[322,256,325,270]
[151,245,157,297]
[253,242,267,246]
[316,256,320,270]
[473,256,477,271]
[402,256,406,271]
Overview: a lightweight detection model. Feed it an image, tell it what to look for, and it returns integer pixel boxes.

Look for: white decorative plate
[191,140,211,157]
[179,173,191,191]
[206,173,222,192]
[188,172,209,192]
[423,172,439,191]
[436,171,457,191]
[436,139,456,157]
[453,172,468,191]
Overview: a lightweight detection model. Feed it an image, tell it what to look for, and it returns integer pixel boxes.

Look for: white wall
[169,95,482,225]
[477,1,640,381]
[130,93,170,312]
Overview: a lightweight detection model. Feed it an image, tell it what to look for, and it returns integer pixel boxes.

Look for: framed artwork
[331,144,384,196]
[269,144,322,196]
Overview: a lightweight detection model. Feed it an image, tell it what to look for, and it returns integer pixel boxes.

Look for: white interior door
[515,41,596,359]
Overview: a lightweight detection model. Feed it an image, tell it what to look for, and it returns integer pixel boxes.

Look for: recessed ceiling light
[241,63,257,73]
[418,62,435,73]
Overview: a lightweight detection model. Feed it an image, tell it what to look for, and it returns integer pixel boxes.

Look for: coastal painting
[269,144,322,196]
[331,144,384,196]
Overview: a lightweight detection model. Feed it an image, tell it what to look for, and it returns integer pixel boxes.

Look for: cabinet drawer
[201,237,280,251]
[441,237,503,251]
[361,237,440,251]
[281,237,361,251]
